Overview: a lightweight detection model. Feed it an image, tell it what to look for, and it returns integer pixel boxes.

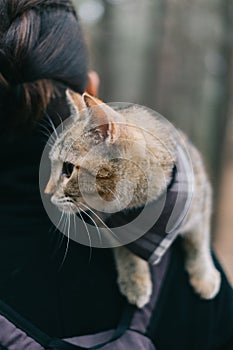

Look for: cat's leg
[114,246,152,308]
[182,186,221,299]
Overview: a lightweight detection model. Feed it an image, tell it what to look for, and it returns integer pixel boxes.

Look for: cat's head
[45,91,150,214]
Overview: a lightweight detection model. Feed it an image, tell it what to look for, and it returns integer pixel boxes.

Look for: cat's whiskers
[80,202,119,242]
[41,134,54,148]
[44,113,59,142]
[50,210,66,258]
[56,113,64,133]
[55,208,68,252]
[59,211,71,270]
[77,207,92,262]
[46,113,59,140]
[72,212,77,241]
[39,126,51,139]
[56,210,67,250]
[38,123,56,147]
[55,209,65,233]
[39,116,57,136]
[79,207,102,246]
[38,122,56,139]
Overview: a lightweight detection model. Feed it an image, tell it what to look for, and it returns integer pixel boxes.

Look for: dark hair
[0,0,88,125]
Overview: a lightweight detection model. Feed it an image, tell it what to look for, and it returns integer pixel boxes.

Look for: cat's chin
[61,203,78,214]
[54,201,78,214]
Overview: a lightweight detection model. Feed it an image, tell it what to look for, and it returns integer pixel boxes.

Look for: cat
[45,91,221,308]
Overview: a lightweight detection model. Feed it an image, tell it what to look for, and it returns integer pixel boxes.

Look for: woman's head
[0,0,89,125]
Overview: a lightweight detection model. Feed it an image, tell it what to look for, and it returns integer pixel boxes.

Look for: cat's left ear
[66,89,86,119]
[83,92,122,144]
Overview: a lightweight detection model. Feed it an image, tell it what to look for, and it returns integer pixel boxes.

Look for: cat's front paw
[190,268,221,299]
[118,273,152,308]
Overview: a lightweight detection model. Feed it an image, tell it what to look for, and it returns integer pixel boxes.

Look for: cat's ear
[66,89,86,119]
[83,92,121,144]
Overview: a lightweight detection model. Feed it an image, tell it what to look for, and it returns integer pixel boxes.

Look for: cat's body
[45,91,221,308]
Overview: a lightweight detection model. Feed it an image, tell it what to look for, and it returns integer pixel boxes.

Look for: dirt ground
[214,163,233,286]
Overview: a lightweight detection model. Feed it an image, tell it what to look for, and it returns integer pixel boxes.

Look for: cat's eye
[62,162,74,178]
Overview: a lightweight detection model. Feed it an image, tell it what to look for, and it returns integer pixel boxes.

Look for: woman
[0,0,109,337]
[0,1,232,349]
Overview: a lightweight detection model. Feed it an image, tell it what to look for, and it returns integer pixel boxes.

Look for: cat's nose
[45,179,56,194]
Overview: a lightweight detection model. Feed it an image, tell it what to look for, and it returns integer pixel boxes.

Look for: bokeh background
[73,0,233,283]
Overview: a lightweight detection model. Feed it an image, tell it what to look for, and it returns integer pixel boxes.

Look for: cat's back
[119,105,176,156]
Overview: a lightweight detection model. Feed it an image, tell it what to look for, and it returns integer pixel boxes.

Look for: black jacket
[148,239,233,350]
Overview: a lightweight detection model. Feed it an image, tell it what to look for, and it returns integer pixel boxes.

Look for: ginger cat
[45,91,221,308]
